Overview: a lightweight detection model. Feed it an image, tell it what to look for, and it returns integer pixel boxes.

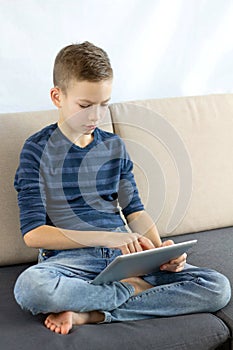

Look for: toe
[44,317,50,326]
[50,323,57,332]
[61,323,71,335]
[45,320,51,329]
[55,326,61,334]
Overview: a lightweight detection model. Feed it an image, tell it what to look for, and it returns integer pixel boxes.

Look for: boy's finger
[161,240,174,247]
[170,253,187,265]
[120,245,130,255]
[127,242,136,253]
[133,240,143,252]
[138,236,155,249]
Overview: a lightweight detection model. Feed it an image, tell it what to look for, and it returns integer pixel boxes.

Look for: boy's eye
[78,103,109,109]
[79,104,91,109]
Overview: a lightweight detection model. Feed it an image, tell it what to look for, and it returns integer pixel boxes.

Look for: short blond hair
[53,41,113,93]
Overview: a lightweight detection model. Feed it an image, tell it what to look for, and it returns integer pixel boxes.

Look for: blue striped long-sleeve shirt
[14,123,144,236]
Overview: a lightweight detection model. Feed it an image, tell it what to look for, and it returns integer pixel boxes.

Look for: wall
[1,0,233,112]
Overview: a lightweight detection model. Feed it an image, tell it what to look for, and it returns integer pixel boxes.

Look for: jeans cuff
[97,311,112,323]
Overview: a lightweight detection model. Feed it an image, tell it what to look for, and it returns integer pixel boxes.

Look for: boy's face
[51,79,112,136]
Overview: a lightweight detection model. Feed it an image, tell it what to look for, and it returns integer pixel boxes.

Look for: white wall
[1,0,233,113]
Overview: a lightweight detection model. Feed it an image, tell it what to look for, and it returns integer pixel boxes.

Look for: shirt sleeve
[118,141,144,217]
[14,141,47,236]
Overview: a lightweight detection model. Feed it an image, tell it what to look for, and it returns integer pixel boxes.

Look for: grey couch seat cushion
[172,226,233,335]
[0,258,230,350]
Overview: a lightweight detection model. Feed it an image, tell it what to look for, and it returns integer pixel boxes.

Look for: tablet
[91,239,197,285]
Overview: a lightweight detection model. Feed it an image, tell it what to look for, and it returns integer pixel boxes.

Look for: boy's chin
[83,133,92,136]
[82,126,97,135]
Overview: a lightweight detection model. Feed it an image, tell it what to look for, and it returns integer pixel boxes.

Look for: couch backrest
[109,94,233,238]
[1,94,233,265]
[0,109,113,265]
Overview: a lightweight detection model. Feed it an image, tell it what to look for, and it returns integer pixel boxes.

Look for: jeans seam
[129,277,200,301]
[120,282,135,296]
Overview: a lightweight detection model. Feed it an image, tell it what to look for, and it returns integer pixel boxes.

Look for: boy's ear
[50,87,62,108]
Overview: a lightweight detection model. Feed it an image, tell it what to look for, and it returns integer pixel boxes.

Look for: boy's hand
[159,240,187,273]
[108,232,155,254]
[106,234,187,272]
[120,235,156,254]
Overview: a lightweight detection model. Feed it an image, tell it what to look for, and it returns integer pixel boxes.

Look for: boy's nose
[88,105,107,123]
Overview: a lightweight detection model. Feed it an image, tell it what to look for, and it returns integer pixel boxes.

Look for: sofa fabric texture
[109,94,233,237]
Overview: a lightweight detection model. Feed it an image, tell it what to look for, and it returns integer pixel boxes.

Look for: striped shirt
[14,123,144,236]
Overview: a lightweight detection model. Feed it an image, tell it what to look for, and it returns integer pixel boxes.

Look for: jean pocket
[38,249,59,263]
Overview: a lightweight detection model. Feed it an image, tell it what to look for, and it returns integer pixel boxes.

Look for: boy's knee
[14,265,56,314]
[208,270,231,311]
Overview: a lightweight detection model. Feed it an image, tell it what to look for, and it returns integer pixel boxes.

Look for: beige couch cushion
[109,94,233,237]
[0,110,58,265]
[0,108,113,265]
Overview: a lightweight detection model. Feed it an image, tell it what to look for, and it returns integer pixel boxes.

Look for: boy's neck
[57,121,94,148]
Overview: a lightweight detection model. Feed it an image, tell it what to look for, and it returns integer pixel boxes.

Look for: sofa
[1,93,233,350]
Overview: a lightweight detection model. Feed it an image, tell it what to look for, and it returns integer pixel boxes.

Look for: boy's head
[53,41,113,94]
[51,42,113,137]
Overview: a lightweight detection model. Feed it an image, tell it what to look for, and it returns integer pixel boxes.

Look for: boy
[14,41,231,335]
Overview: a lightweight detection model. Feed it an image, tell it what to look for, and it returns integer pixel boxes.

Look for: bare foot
[44,310,105,335]
[121,276,153,295]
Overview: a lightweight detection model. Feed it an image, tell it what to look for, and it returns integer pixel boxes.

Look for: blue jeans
[14,233,231,322]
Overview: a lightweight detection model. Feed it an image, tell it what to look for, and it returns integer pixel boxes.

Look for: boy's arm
[126,210,162,247]
[23,224,154,254]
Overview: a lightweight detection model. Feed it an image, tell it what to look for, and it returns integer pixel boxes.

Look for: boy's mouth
[85,125,97,130]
